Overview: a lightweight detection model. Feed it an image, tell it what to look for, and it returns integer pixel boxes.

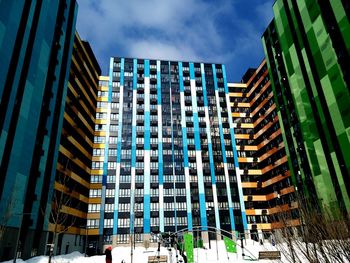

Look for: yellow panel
[59,146,91,174]
[99,76,109,81]
[94,131,106,136]
[90,184,102,189]
[96,108,108,113]
[87,213,100,219]
[228,83,247,88]
[61,205,87,218]
[56,163,90,188]
[248,169,262,175]
[241,182,257,188]
[95,119,107,125]
[97,97,108,102]
[87,229,99,235]
[92,156,104,162]
[241,123,254,128]
[93,143,105,148]
[91,169,103,175]
[89,197,102,204]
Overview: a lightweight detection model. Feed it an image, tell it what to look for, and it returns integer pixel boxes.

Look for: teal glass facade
[0,0,77,260]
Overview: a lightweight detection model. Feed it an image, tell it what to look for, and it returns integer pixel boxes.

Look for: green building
[262,0,350,214]
[0,0,78,260]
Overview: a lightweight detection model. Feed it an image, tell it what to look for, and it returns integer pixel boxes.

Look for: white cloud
[76,0,233,69]
[76,0,274,80]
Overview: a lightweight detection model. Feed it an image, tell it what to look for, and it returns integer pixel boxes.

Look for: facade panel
[0,0,78,260]
[265,0,350,214]
[88,58,246,248]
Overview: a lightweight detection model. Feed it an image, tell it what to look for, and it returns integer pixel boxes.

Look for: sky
[76,0,275,82]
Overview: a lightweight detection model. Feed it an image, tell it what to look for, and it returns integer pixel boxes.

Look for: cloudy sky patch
[77,0,274,81]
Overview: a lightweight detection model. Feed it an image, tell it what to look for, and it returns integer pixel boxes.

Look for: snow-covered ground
[1,239,281,263]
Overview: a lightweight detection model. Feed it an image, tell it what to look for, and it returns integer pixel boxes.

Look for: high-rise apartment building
[228,61,298,239]
[49,32,101,255]
[263,0,350,213]
[88,57,247,248]
[0,0,78,260]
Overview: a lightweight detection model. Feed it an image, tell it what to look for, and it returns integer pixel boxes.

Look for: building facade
[88,57,247,248]
[48,32,101,255]
[263,0,350,213]
[0,0,78,260]
[229,61,298,239]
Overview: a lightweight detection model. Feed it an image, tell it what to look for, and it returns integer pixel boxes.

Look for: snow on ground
[1,239,282,263]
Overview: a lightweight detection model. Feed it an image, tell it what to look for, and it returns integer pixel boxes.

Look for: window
[104,235,112,244]
[90,175,102,183]
[87,219,99,229]
[177,217,187,225]
[92,162,103,169]
[106,189,115,197]
[150,202,159,211]
[164,202,174,211]
[109,137,118,144]
[96,112,107,119]
[97,102,107,108]
[134,203,143,211]
[104,219,114,228]
[111,102,119,109]
[135,188,144,197]
[88,204,100,212]
[108,148,117,156]
[110,113,118,120]
[112,92,119,99]
[108,162,117,169]
[119,203,130,212]
[107,175,116,183]
[164,188,174,196]
[135,217,143,227]
[176,202,186,210]
[118,218,130,227]
[94,136,106,143]
[112,82,120,88]
[117,234,129,244]
[89,189,102,197]
[93,148,104,156]
[110,125,118,132]
[95,124,106,131]
[164,217,175,226]
[105,203,114,212]
[151,188,159,197]
[119,188,130,197]
[151,217,159,226]
[98,91,108,97]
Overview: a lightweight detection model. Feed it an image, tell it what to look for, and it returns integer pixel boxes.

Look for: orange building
[229,60,299,239]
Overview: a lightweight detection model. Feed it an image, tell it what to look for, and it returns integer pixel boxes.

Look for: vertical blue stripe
[179,62,193,230]
[144,59,151,233]
[129,59,138,235]
[113,58,125,235]
[189,63,207,230]
[223,65,248,230]
[157,61,164,231]
[201,63,221,229]
[212,64,235,231]
[101,58,114,235]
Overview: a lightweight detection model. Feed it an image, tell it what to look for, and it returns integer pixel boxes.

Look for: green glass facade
[263,0,350,213]
[0,0,78,260]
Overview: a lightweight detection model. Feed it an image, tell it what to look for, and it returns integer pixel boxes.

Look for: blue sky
[76,0,274,82]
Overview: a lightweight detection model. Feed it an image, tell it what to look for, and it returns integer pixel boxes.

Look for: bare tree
[272,192,350,263]
[47,159,78,263]
[0,198,14,243]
